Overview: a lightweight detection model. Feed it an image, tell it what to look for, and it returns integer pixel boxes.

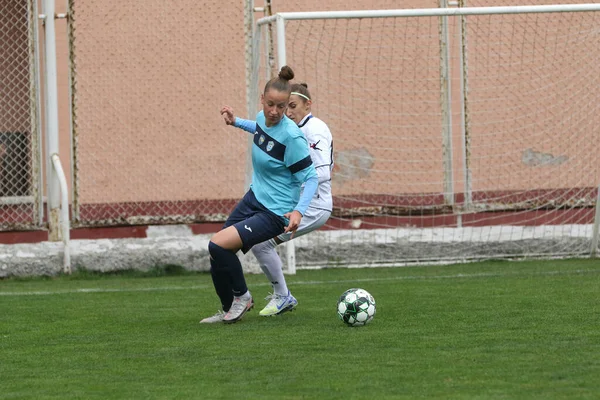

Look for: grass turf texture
[1,259,599,399]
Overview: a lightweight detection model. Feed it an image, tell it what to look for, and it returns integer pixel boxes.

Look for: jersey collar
[298,113,313,128]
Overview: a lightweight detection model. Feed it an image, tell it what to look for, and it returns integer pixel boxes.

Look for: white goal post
[249,4,600,271]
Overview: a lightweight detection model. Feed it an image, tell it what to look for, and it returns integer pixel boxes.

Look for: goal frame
[249,4,600,272]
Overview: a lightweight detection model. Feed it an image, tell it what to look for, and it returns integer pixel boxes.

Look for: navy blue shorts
[223,189,286,254]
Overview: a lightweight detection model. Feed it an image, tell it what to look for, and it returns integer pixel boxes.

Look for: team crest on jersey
[259,135,265,145]
[266,141,274,152]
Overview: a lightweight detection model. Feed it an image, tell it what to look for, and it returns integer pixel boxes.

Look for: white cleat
[259,291,298,317]
[199,310,225,324]
[223,294,254,324]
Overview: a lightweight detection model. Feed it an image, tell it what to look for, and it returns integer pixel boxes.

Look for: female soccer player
[201,66,318,324]
[220,82,334,317]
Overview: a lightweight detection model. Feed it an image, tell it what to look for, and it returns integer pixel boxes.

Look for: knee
[250,239,276,256]
[208,241,226,258]
[210,226,242,252]
[250,243,264,257]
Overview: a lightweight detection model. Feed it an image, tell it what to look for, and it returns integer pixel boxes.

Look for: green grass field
[1,259,599,399]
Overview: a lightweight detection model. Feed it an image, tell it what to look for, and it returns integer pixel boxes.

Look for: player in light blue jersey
[201,66,318,324]
[222,82,334,317]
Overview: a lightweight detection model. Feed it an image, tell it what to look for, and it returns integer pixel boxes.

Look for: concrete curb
[0,226,264,278]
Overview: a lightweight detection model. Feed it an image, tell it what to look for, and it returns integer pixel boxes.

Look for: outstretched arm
[233,118,256,134]
[220,105,256,134]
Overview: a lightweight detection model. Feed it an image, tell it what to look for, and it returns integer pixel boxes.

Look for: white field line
[1,268,598,297]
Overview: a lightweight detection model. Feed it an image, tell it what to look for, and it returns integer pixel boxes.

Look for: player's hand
[220,105,235,125]
[283,210,303,239]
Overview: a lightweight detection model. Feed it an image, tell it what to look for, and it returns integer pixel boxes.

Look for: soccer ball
[337,288,376,327]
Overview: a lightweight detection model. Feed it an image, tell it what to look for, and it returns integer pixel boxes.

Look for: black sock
[208,241,249,298]
[209,256,233,312]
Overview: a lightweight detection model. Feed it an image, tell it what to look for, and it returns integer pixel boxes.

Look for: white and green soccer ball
[337,288,376,327]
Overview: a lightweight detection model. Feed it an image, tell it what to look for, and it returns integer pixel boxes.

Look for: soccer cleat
[223,293,254,324]
[259,291,298,317]
[199,310,225,324]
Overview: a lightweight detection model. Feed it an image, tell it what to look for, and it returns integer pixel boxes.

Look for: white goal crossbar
[259,4,600,72]
[258,4,600,24]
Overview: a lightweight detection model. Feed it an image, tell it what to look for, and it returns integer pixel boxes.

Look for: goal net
[250,4,600,268]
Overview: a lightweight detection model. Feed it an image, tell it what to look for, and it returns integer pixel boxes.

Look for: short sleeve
[285,135,313,175]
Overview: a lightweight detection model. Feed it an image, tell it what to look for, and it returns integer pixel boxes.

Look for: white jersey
[298,113,333,212]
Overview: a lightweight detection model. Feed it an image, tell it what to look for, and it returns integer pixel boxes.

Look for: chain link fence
[0,0,42,231]
[66,0,443,228]
[68,0,250,227]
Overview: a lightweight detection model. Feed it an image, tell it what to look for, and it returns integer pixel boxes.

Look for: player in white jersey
[224,82,334,316]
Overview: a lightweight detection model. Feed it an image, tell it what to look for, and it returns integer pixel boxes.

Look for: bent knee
[210,226,243,250]
[208,241,220,257]
[250,239,277,255]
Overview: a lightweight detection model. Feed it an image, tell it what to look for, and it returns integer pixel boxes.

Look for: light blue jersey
[249,111,317,217]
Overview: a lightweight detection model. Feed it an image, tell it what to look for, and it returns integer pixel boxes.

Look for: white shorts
[276,207,331,243]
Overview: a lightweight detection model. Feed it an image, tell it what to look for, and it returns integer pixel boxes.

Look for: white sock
[238,290,251,300]
[251,239,289,296]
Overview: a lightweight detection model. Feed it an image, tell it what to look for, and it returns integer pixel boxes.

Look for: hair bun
[278,65,295,82]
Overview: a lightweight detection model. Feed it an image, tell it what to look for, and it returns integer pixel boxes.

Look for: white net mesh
[251,7,600,268]
[0,0,41,230]
[462,11,600,203]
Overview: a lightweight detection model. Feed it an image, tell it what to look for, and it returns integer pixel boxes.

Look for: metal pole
[591,185,600,257]
[244,0,255,192]
[65,0,79,223]
[265,0,276,77]
[42,0,61,241]
[32,0,45,226]
[439,0,455,206]
[274,14,296,274]
[264,15,272,82]
[458,0,472,211]
[51,154,71,273]
[245,0,255,118]
[275,14,286,70]
[260,4,600,22]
